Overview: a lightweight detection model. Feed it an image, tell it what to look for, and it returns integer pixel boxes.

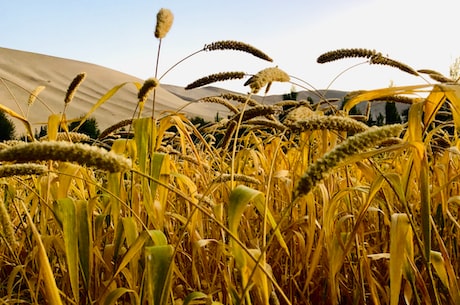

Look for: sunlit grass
[0,7,459,305]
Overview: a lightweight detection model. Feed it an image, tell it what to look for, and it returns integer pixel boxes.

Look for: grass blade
[390,213,413,305]
[54,198,79,304]
[144,245,174,305]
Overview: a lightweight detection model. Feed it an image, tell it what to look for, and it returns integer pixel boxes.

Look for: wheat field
[0,8,459,305]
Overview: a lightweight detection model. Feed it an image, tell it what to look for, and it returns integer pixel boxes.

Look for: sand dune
[0,47,234,135]
[0,47,361,137]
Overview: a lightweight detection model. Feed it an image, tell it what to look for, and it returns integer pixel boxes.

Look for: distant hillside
[0,47,407,136]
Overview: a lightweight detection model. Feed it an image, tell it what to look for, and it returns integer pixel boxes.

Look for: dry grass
[0,7,459,305]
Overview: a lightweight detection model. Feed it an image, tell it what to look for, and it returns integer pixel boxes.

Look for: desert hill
[1,47,402,137]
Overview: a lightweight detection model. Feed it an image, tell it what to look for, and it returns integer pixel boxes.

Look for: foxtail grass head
[294,124,404,198]
[138,78,160,104]
[64,72,86,104]
[0,141,132,173]
[154,8,174,39]
[185,72,246,90]
[244,67,290,94]
[204,40,273,62]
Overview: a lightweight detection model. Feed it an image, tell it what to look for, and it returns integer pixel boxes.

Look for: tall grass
[0,8,459,305]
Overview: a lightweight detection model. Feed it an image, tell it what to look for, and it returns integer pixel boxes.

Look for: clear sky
[2,0,459,94]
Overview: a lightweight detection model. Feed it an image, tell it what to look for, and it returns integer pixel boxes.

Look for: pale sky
[2,0,459,94]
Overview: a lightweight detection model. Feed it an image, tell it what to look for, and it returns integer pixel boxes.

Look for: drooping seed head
[0,163,47,178]
[369,56,418,76]
[39,132,91,143]
[294,124,403,198]
[185,72,246,90]
[0,141,132,172]
[138,78,159,104]
[204,40,273,62]
[154,8,174,39]
[427,73,455,83]
[220,93,260,107]
[317,48,380,63]
[199,97,239,113]
[65,72,86,104]
[286,115,369,135]
[244,67,290,94]
[28,86,46,106]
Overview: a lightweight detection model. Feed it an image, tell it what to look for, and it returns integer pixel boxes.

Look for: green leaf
[76,200,92,290]
[183,291,208,305]
[390,213,413,305]
[103,288,138,305]
[54,198,79,303]
[144,245,174,305]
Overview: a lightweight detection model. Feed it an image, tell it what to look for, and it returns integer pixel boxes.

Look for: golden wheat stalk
[64,72,86,104]
[203,40,273,62]
[185,72,246,90]
[287,115,369,135]
[220,93,260,107]
[198,97,239,113]
[317,48,380,63]
[0,163,47,178]
[154,8,174,39]
[0,142,132,172]
[369,56,418,76]
[294,124,403,198]
[244,67,290,94]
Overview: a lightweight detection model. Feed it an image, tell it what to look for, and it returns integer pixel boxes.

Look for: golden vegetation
[0,7,459,305]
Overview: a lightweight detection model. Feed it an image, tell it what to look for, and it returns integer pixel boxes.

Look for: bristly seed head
[0,163,47,178]
[154,8,174,39]
[317,48,380,63]
[294,124,403,198]
[369,56,418,76]
[203,40,273,62]
[244,67,290,94]
[185,72,246,90]
[0,141,132,172]
[28,85,46,106]
[64,72,86,104]
[138,78,159,103]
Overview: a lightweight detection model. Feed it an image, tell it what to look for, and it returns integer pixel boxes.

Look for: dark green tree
[376,113,385,126]
[0,111,16,141]
[69,117,100,139]
[367,111,376,126]
[282,86,298,101]
[385,101,402,124]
